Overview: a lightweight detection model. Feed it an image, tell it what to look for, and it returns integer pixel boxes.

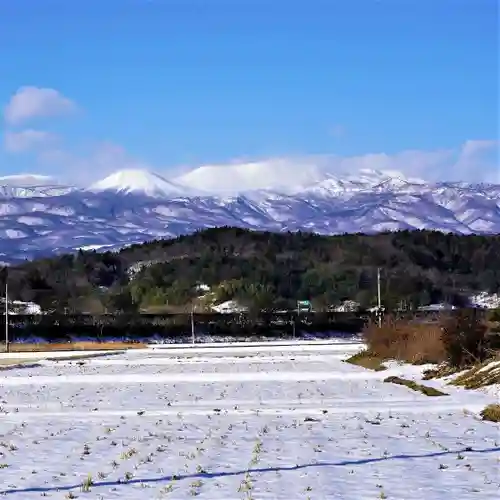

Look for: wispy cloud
[326,148,457,181]
[172,142,499,193]
[3,86,76,125]
[329,124,345,139]
[2,85,498,188]
[453,139,499,182]
[3,129,58,153]
[38,142,153,186]
[23,139,500,188]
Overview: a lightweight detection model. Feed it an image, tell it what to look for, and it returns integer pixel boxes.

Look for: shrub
[440,310,490,368]
[363,316,446,364]
[487,308,500,323]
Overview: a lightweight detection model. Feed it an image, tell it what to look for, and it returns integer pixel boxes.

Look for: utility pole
[4,279,9,353]
[294,301,301,339]
[191,304,195,345]
[377,267,382,328]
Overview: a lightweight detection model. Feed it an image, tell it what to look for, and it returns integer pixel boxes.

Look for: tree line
[1,227,499,314]
[5,311,368,341]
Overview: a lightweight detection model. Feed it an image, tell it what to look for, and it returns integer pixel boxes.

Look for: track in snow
[0,341,498,499]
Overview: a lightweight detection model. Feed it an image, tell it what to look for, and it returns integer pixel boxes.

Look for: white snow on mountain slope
[348,168,427,186]
[88,169,190,198]
[0,173,75,198]
[0,174,55,186]
[174,158,328,194]
[0,168,499,263]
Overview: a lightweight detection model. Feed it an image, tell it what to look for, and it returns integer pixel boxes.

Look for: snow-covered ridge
[0,174,56,186]
[0,173,75,198]
[87,169,190,198]
[0,168,499,264]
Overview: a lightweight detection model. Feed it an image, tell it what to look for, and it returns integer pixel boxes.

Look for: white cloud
[32,138,499,191]
[453,139,499,182]
[172,140,498,193]
[38,142,153,185]
[329,124,345,138]
[3,86,76,125]
[4,129,58,153]
[5,86,495,189]
[173,157,328,193]
[326,149,456,180]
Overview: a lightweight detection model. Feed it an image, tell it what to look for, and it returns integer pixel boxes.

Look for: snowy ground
[0,342,498,499]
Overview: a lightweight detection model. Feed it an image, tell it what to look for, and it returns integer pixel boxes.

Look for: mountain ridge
[3,226,500,314]
[0,168,498,264]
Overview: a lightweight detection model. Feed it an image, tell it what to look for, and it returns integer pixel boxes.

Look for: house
[334,300,361,312]
[417,303,456,311]
[367,305,385,313]
[468,291,500,309]
[211,300,248,314]
[1,298,43,315]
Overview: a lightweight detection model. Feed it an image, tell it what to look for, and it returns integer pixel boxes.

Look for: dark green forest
[1,227,499,313]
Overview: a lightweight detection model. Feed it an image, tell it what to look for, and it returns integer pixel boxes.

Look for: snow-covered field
[0,342,498,499]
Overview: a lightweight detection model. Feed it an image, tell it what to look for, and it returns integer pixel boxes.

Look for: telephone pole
[377,267,382,328]
[191,304,195,345]
[4,279,9,353]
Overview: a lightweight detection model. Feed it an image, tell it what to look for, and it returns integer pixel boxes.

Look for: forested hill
[2,227,500,313]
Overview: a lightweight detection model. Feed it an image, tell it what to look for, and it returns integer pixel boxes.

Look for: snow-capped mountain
[0,167,499,264]
[0,174,75,198]
[87,169,191,198]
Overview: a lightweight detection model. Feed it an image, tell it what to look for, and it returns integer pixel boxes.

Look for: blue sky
[0,0,498,184]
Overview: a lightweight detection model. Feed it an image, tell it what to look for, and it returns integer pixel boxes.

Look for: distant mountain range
[0,167,499,264]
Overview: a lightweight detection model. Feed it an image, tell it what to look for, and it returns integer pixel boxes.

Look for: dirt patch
[0,358,41,367]
[383,375,448,397]
[3,341,146,353]
[345,350,387,371]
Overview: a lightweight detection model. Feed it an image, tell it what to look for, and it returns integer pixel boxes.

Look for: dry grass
[363,317,447,365]
[423,364,460,380]
[383,376,448,397]
[480,404,500,423]
[0,358,41,367]
[345,350,387,371]
[2,341,146,353]
[451,357,500,390]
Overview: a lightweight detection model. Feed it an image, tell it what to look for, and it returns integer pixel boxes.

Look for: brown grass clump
[423,364,460,380]
[480,404,500,423]
[345,350,387,371]
[383,376,448,396]
[363,316,447,365]
[0,359,41,368]
[4,341,146,353]
[451,357,500,389]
